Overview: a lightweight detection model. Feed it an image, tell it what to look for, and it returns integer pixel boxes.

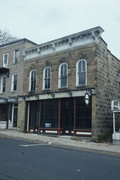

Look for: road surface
[0,137,120,180]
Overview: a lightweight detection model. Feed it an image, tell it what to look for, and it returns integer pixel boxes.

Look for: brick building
[0,26,119,139]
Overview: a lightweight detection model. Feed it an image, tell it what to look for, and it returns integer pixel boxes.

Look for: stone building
[0,26,120,139]
[0,39,37,129]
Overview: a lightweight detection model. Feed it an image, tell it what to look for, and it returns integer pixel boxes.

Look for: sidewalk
[0,129,120,155]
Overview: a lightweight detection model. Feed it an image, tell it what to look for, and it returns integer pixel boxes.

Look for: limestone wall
[23,43,97,94]
[94,38,120,136]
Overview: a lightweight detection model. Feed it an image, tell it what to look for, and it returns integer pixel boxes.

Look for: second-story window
[76,59,87,86]
[43,67,51,90]
[3,53,9,68]
[117,73,120,89]
[0,76,6,93]
[13,49,19,64]
[58,63,68,88]
[11,74,18,91]
[29,70,36,92]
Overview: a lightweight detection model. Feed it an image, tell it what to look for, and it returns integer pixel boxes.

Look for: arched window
[58,63,68,88]
[29,70,37,92]
[76,59,87,86]
[43,67,51,90]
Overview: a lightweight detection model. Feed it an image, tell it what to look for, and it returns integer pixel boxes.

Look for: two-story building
[0,26,120,140]
[18,26,119,139]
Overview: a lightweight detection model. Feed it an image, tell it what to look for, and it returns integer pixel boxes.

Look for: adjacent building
[0,27,120,139]
[0,39,37,129]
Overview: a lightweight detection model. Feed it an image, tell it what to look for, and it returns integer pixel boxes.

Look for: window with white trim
[43,67,51,90]
[117,73,120,89]
[11,74,18,91]
[76,59,87,86]
[0,76,6,93]
[58,63,68,88]
[29,70,36,92]
[3,53,9,68]
[13,49,19,64]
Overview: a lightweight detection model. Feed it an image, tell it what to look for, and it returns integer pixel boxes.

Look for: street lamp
[85,92,89,105]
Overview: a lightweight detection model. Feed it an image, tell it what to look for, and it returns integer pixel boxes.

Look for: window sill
[11,90,17,92]
[28,91,36,95]
[0,90,6,93]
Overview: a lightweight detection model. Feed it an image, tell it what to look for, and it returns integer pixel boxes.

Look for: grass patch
[97,131,112,143]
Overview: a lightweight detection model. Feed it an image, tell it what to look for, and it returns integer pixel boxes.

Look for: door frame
[11,103,18,127]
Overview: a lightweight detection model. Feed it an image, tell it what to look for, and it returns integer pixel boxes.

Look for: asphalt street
[0,137,120,180]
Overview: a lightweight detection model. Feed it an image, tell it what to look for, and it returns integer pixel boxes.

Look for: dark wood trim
[73,98,76,134]
[58,99,61,135]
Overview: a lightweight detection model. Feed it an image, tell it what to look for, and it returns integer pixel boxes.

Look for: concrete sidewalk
[0,129,120,155]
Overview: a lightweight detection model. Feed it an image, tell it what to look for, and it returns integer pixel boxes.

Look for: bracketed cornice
[24,26,104,60]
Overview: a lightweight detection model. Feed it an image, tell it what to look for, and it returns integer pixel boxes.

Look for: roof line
[0,38,37,48]
[37,26,104,46]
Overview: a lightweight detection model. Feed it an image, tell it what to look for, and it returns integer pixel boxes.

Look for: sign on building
[111,100,120,141]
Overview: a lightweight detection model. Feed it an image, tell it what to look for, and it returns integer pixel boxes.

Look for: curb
[0,130,120,155]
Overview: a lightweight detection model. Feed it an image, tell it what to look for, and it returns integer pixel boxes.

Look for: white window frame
[3,53,9,68]
[43,66,51,90]
[29,70,37,92]
[13,49,20,64]
[76,59,87,87]
[11,73,18,91]
[117,73,120,89]
[0,76,6,93]
[11,104,15,124]
[58,63,68,88]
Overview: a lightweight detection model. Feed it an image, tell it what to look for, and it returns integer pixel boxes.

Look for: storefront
[26,92,92,135]
[0,101,8,129]
[0,98,18,129]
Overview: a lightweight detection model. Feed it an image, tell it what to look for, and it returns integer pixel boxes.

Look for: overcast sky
[0,0,120,58]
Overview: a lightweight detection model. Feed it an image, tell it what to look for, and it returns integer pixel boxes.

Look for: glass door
[61,98,74,134]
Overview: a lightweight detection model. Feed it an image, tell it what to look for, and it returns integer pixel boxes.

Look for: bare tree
[0,29,18,45]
